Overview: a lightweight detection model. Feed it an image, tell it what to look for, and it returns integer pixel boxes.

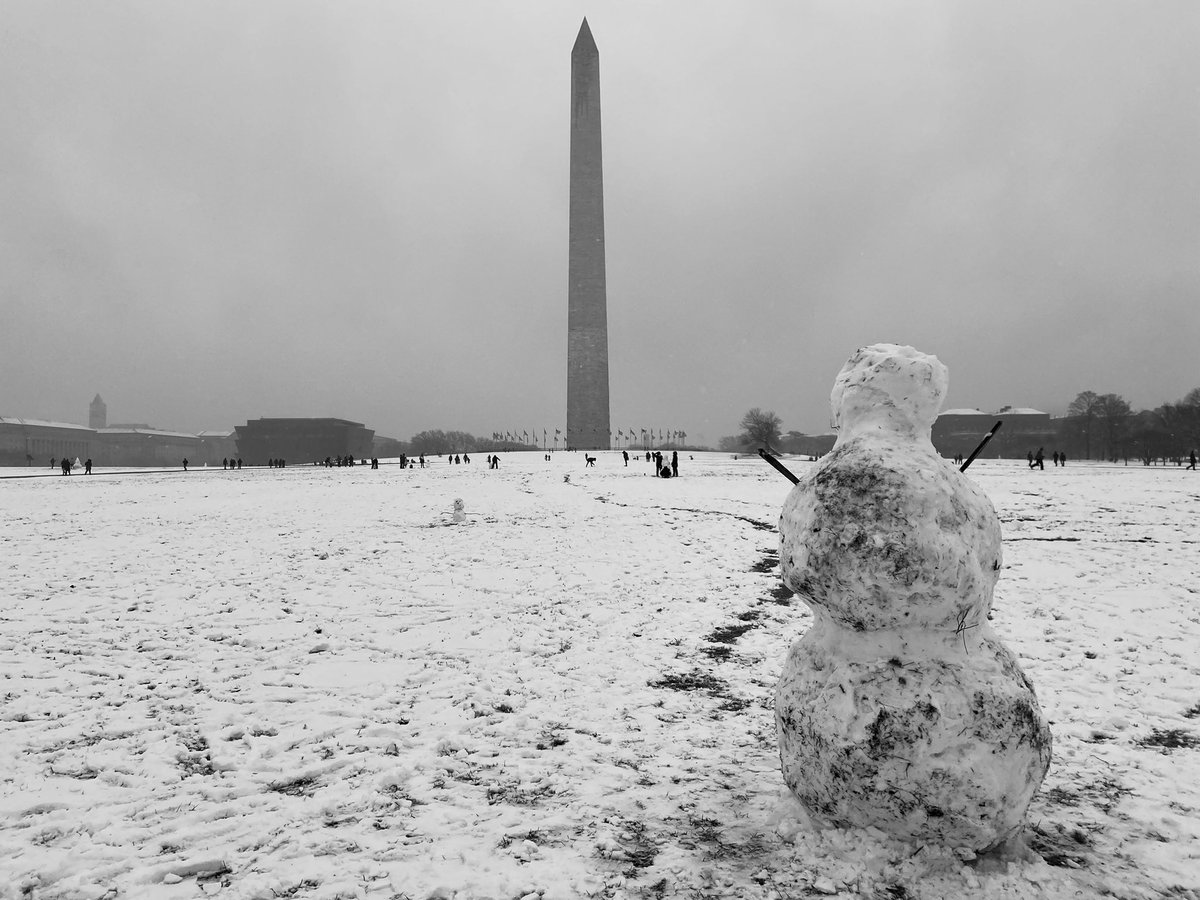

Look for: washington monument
[566,18,611,450]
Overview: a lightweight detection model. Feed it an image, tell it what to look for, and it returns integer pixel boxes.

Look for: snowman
[775,344,1051,851]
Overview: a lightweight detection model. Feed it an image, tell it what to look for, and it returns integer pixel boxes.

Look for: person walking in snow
[1033,447,1045,470]
[1189,449,1197,471]
[671,450,678,478]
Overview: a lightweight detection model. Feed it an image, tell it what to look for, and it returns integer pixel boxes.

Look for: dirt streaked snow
[1,452,1197,900]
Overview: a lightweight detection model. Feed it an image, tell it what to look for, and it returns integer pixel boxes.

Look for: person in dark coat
[622,450,629,466]
[1034,447,1044,470]
[84,459,92,474]
[671,450,678,478]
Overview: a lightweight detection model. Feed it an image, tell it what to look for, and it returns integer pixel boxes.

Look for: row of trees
[400,388,1200,462]
[724,388,1200,464]
[408,430,486,456]
[405,428,693,456]
[406,430,558,456]
[1066,388,1200,463]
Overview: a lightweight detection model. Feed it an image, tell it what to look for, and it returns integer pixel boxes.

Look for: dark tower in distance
[566,18,611,450]
[89,394,107,430]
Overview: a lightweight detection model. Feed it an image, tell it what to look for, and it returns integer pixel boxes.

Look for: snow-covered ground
[1,452,1197,900]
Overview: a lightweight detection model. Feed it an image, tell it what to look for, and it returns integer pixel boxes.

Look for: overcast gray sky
[2,1,1197,444]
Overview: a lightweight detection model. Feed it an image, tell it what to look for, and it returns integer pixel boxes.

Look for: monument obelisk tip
[573,18,597,56]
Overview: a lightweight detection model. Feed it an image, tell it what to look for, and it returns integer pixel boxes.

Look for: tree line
[1064,388,1200,463]
[405,430,530,456]
[725,388,1200,464]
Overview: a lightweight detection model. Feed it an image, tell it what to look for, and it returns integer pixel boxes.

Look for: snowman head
[830,344,948,440]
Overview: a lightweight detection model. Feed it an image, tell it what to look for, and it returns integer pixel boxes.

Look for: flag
[556,429,561,435]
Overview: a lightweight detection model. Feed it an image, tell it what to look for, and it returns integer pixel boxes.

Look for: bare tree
[1130,409,1170,465]
[1159,389,1200,455]
[1097,393,1132,460]
[1067,391,1104,459]
[740,408,783,452]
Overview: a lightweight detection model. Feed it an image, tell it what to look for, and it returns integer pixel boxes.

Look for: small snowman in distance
[775,344,1051,852]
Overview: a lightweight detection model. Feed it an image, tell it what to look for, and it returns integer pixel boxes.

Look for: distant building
[780,431,837,457]
[89,394,107,430]
[932,407,1055,459]
[0,418,95,466]
[1,402,233,468]
[197,431,238,467]
[234,418,375,464]
[94,427,203,467]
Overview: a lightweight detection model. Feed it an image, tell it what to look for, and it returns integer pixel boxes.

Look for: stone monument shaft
[567,18,611,450]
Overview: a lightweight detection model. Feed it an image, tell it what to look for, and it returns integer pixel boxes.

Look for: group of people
[1025,449,1068,470]
[222,458,243,469]
[51,457,91,475]
[319,456,361,467]
[616,448,679,477]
